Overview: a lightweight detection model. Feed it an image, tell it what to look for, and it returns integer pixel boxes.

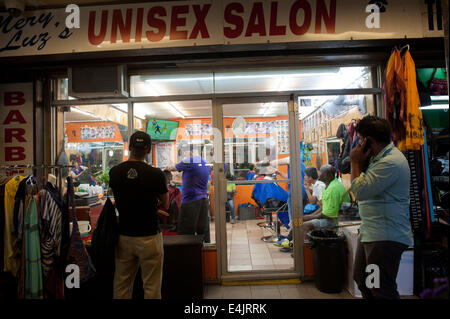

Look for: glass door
[214,97,304,280]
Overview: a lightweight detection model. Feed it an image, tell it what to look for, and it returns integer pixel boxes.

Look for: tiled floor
[209,218,294,272]
[204,281,420,299]
[204,281,356,299]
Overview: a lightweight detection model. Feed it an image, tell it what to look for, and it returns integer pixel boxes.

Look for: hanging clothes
[0,177,11,271]
[91,197,119,299]
[385,48,407,142]
[24,195,43,299]
[3,176,25,276]
[38,186,63,299]
[64,176,96,286]
[11,177,29,278]
[397,50,425,151]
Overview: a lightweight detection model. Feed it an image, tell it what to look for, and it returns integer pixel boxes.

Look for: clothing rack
[0,165,74,169]
[0,165,75,198]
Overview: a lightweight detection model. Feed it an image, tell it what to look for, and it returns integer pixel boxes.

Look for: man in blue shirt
[350,116,412,299]
[166,146,211,242]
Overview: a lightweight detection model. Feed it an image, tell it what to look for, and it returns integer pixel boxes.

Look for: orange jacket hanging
[385,48,407,141]
[397,50,425,151]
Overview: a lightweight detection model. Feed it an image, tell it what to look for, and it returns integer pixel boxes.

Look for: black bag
[341,200,359,219]
[336,124,351,174]
[337,156,351,174]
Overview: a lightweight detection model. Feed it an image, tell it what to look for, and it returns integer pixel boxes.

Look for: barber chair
[251,182,289,243]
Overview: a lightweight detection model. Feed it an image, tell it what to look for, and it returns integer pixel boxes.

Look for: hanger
[399,44,410,55]
[13,165,22,180]
[48,173,57,188]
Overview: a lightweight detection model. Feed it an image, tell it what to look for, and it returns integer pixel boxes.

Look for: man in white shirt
[304,167,326,211]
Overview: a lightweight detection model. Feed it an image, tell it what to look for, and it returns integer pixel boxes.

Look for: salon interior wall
[302,100,375,189]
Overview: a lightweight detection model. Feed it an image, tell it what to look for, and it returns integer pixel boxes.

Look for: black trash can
[307,229,347,293]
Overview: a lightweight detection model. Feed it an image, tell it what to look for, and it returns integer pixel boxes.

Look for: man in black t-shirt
[109,131,168,299]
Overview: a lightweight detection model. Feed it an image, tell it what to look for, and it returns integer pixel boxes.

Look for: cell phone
[363,139,371,153]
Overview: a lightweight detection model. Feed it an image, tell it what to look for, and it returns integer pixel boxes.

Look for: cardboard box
[342,226,414,297]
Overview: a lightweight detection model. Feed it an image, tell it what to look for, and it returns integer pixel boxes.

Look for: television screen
[147,119,179,140]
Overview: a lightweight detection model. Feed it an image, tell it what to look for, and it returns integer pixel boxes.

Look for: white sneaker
[231,218,236,224]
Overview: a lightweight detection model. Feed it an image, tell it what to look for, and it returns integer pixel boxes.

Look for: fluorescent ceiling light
[419,104,449,110]
[166,102,186,119]
[146,77,210,82]
[144,69,340,83]
[144,81,162,96]
[430,96,449,101]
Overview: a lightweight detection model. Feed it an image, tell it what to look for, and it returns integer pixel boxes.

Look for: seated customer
[303,167,326,214]
[301,165,350,240]
[162,170,182,231]
[246,164,257,180]
[226,172,237,224]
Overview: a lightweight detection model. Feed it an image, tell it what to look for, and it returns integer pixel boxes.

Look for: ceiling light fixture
[144,70,340,83]
[430,96,449,101]
[419,104,449,110]
[144,81,162,96]
[166,102,186,119]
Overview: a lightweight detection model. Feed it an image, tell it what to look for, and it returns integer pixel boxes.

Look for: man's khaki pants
[113,233,164,299]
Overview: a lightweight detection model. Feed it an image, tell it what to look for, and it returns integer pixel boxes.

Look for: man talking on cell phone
[350,116,412,299]
[109,131,169,299]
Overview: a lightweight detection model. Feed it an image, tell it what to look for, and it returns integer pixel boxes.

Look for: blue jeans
[227,199,235,219]
[287,192,292,223]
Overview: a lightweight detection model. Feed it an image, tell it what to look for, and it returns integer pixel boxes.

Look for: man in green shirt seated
[301,165,350,240]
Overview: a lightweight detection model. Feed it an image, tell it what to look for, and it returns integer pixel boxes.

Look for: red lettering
[289,0,311,35]
[315,0,336,34]
[5,128,26,143]
[147,6,166,42]
[189,4,211,39]
[245,2,266,37]
[5,147,26,161]
[135,8,144,42]
[224,3,244,39]
[111,9,132,43]
[88,10,108,45]
[269,1,286,36]
[3,110,26,125]
[4,91,25,106]
[170,5,189,40]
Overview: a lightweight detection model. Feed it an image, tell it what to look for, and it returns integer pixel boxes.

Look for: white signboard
[155,142,175,168]
[0,83,34,165]
[0,0,444,57]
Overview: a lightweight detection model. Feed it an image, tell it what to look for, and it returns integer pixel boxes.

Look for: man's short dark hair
[355,116,392,144]
[305,167,318,180]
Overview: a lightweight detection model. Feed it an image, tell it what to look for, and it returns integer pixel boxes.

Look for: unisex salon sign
[0,0,444,57]
[0,83,34,165]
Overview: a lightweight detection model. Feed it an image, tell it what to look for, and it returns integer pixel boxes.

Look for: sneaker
[280,247,292,253]
[231,218,236,224]
[281,240,291,248]
[273,238,289,247]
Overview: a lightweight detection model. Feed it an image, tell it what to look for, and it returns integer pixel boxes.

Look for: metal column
[211,97,226,282]
[288,94,305,278]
